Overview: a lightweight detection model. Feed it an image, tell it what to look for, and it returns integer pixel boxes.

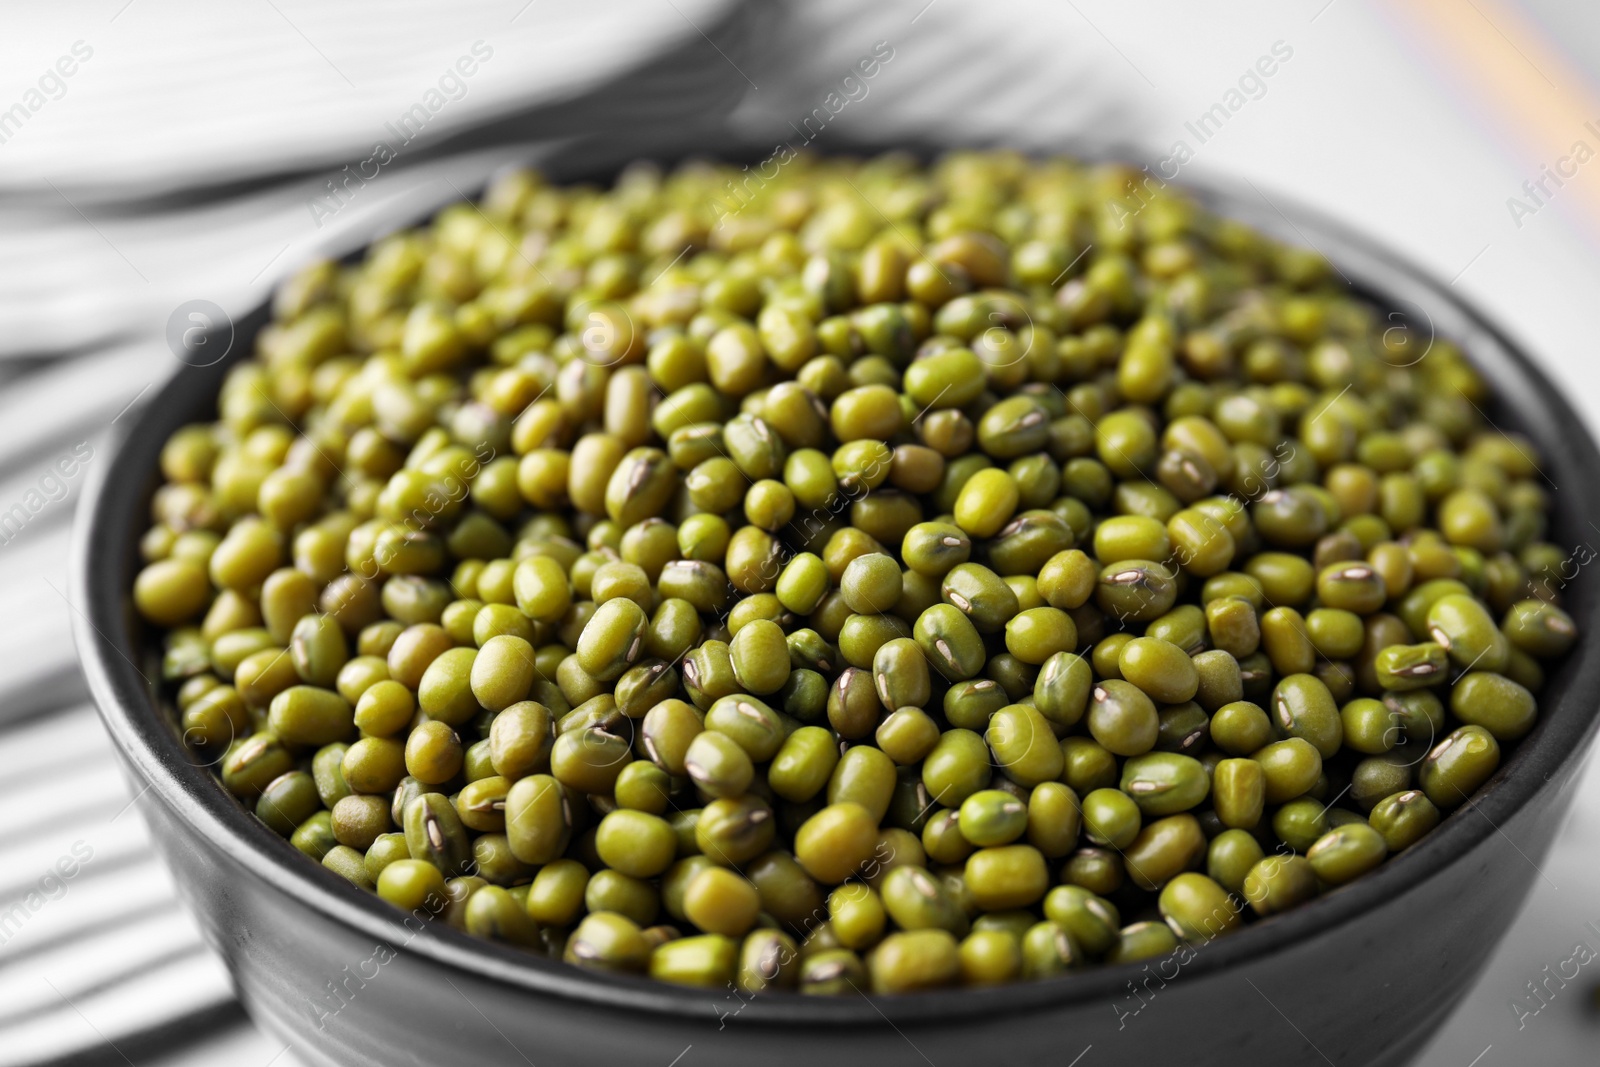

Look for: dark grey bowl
[74,172,1600,1067]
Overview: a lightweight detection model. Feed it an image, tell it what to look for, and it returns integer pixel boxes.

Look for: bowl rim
[72,159,1600,1028]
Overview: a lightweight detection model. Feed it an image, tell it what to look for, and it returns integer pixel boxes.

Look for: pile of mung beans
[132,151,1580,994]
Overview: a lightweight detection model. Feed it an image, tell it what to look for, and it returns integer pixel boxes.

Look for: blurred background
[3,0,1598,1063]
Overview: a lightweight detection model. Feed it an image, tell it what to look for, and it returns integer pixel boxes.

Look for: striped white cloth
[0,0,757,360]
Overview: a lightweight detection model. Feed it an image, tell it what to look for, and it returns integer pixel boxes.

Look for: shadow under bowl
[73,163,1600,1067]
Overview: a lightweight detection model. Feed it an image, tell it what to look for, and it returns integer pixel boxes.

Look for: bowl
[73,166,1600,1067]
